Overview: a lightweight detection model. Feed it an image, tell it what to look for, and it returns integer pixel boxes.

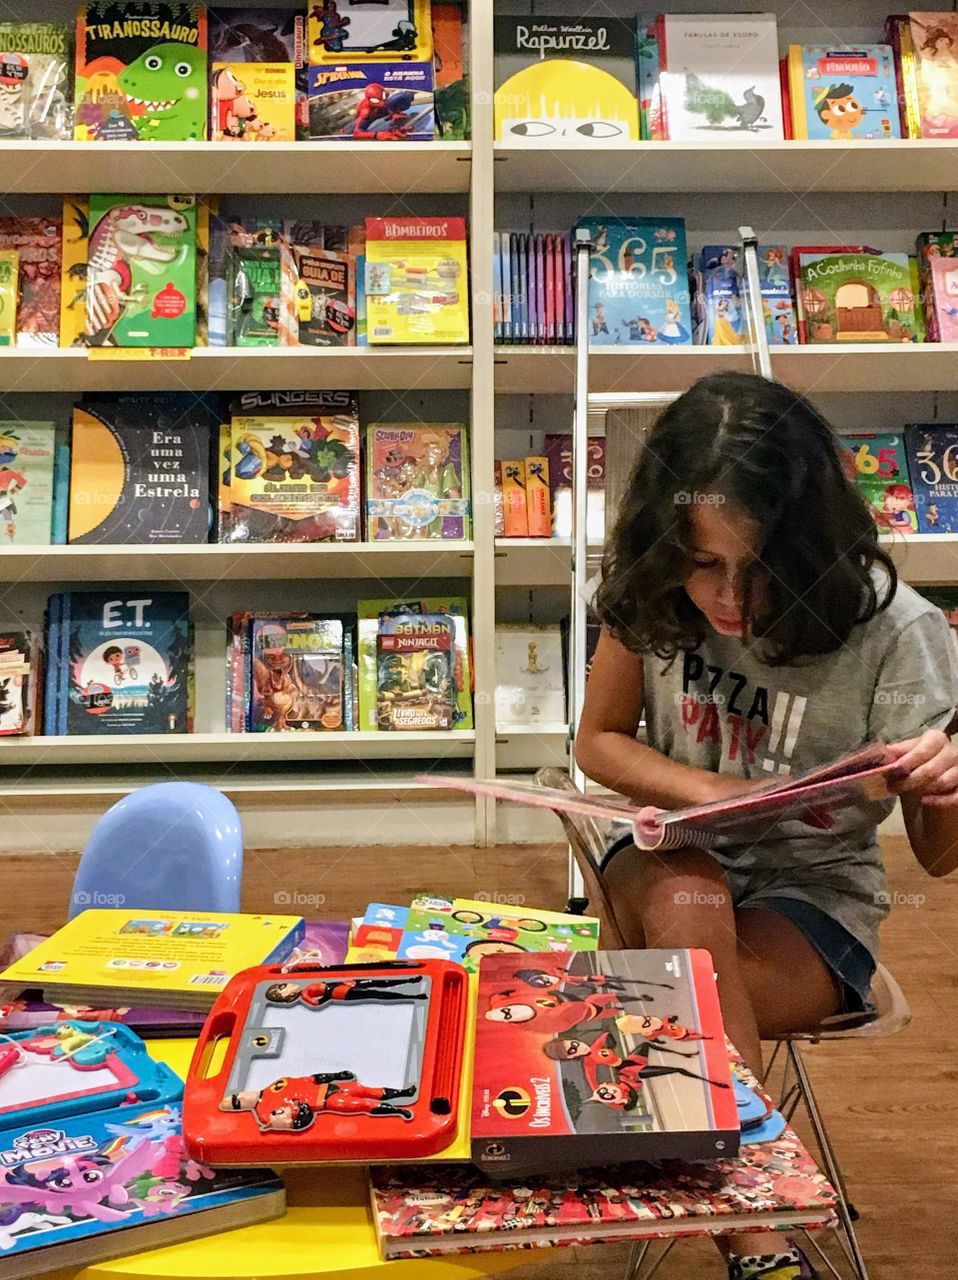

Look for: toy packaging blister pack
[0,22,71,140]
[365,423,470,540]
[74,3,208,142]
[376,613,456,731]
[248,615,345,733]
[183,960,468,1165]
[364,217,469,344]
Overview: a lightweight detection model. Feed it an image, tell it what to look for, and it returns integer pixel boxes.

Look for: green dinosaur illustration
[118,42,206,141]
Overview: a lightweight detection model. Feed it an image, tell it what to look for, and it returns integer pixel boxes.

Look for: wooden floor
[2,833,954,1279]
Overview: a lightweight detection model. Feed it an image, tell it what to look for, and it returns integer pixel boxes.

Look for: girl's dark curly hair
[595,372,897,666]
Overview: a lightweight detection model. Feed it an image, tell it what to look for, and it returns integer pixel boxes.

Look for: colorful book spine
[905,423,958,532]
[502,460,528,536]
[525,456,551,538]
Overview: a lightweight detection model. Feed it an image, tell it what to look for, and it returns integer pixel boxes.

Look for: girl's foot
[728,1245,817,1280]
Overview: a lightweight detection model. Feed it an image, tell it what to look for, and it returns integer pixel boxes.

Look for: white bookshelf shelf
[494,139,958,194]
[496,723,567,738]
[0,347,474,393]
[0,731,476,768]
[0,542,476,584]
[495,344,958,395]
[0,140,472,195]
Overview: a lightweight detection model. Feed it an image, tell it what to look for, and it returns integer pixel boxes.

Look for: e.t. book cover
[472,949,738,1178]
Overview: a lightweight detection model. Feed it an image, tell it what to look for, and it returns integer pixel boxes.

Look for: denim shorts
[602,834,877,1016]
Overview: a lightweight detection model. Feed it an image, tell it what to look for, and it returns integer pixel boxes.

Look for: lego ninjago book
[471,949,738,1178]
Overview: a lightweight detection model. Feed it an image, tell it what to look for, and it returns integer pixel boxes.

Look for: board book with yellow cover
[0,909,305,1010]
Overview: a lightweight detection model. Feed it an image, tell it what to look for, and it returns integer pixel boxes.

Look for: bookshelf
[2,0,958,851]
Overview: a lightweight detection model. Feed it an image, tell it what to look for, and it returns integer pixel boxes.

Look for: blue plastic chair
[70,782,243,919]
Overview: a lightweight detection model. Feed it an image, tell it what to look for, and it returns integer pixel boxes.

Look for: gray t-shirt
[641,577,958,959]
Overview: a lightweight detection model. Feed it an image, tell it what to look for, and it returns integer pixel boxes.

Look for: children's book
[1,910,305,1011]
[209,6,307,137]
[59,197,89,348]
[0,251,17,346]
[211,62,295,140]
[493,15,639,143]
[635,12,665,140]
[365,423,470,540]
[905,423,958,532]
[228,399,360,543]
[757,245,797,345]
[365,216,469,344]
[73,3,208,142]
[309,0,432,63]
[916,230,958,341]
[577,218,691,348]
[0,1100,283,1278]
[0,217,60,347]
[223,216,282,346]
[376,613,456,731]
[838,432,916,534]
[51,440,70,544]
[68,397,211,545]
[698,244,796,347]
[249,615,345,732]
[544,432,605,540]
[796,250,918,343]
[45,590,191,737]
[308,60,435,139]
[495,624,566,728]
[420,742,907,852]
[0,23,71,139]
[470,950,737,1177]
[893,12,958,138]
[348,896,599,972]
[288,244,356,346]
[370,1071,836,1256]
[432,3,468,139]
[85,195,197,348]
[657,13,785,141]
[0,422,55,546]
[786,45,900,140]
[0,631,36,736]
[358,596,472,732]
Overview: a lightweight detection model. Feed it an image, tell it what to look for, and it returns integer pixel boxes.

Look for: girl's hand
[885,730,958,807]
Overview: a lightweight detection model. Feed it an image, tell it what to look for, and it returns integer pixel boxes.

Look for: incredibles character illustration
[484,988,626,1033]
[614,1013,711,1043]
[223,1071,417,1128]
[512,968,674,995]
[264,976,426,1007]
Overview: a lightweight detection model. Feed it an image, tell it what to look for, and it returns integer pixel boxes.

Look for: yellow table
[59,1039,532,1280]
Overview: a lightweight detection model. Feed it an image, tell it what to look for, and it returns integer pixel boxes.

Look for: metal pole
[568,227,594,903]
[739,225,774,380]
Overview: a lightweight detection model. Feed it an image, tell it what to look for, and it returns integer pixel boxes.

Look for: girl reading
[576,372,958,1280]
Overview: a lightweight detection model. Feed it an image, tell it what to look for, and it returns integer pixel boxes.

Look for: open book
[418,744,905,851]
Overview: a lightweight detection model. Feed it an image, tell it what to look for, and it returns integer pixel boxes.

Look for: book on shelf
[308,60,436,141]
[210,61,296,141]
[248,615,348,733]
[376,612,457,731]
[470,949,737,1177]
[786,45,901,140]
[208,6,308,138]
[904,423,958,532]
[0,22,71,140]
[420,742,906,853]
[73,3,208,143]
[696,244,796,347]
[43,591,192,738]
[432,3,468,140]
[794,248,919,344]
[493,15,639,143]
[347,896,597,971]
[544,432,606,541]
[0,909,305,1011]
[0,631,39,737]
[495,623,566,728]
[656,13,785,142]
[635,12,665,140]
[0,1101,284,1279]
[364,216,469,345]
[838,432,917,534]
[68,396,212,545]
[0,251,17,346]
[365,423,471,540]
[217,215,283,347]
[308,0,432,64]
[0,421,55,546]
[85,195,197,349]
[226,610,357,734]
[226,391,360,543]
[284,243,358,347]
[577,218,691,348]
[59,197,89,349]
[915,231,958,343]
[0,217,60,348]
[886,12,958,139]
[358,596,473,732]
